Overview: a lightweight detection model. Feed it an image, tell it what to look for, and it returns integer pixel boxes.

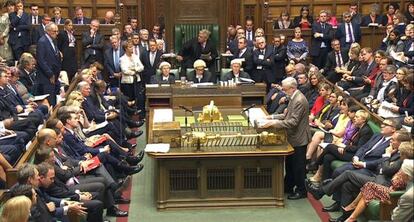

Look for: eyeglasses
[381,122,395,128]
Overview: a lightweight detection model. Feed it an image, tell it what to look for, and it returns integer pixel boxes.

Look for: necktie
[248,32,251,41]
[347,23,354,42]
[92,35,96,55]
[365,137,386,156]
[134,46,138,55]
[144,43,148,50]
[114,49,120,71]
[322,23,325,30]
[336,52,342,67]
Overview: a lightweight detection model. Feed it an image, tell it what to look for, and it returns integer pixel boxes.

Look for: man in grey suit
[260,77,311,199]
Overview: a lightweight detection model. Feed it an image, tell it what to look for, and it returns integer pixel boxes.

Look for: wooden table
[145,83,267,109]
[146,107,293,210]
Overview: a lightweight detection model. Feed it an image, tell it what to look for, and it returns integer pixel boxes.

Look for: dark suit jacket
[72,17,91,24]
[361,15,383,26]
[252,45,274,82]
[355,133,391,170]
[178,38,218,70]
[273,44,288,80]
[29,15,43,25]
[35,34,62,85]
[335,22,361,47]
[63,129,100,157]
[104,46,125,77]
[8,12,31,47]
[31,24,46,44]
[187,70,213,83]
[310,22,334,57]
[324,50,349,72]
[81,31,104,64]
[222,71,251,81]
[18,68,36,92]
[345,123,374,153]
[53,17,65,24]
[150,74,175,84]
[57,30,78,77]
[233,47,254,75]
[82,97,106,123]
[141,50,163,83]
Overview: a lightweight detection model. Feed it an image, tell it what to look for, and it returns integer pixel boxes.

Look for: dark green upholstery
[174,24,220,53]
[220,68,232,81]
[363,190,405,220]
[331,120,381,170]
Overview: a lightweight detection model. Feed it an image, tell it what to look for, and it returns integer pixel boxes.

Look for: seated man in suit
[323,39,349,83]
[150,61,175,84]
[72,6,91,24]
[52,7,65,24]
[222,59,251,82]
[307,131,411,220]
[362,64,398,104]
[332,118,399,179]
[187,59,213,83]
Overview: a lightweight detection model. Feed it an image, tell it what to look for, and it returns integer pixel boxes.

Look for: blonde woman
[1,195,32,222]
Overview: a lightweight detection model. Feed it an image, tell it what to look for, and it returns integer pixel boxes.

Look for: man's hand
[113,72,121,79]
[352,161,365,169]
[102,145,111,153]
[68,202,87,217]
[338,147,345,155]
[258,119,277,128]
[50,76,56,84]
[404,116,414,125]
[16,105,24,113]
[279,97,287,104]
[84,153,92,160]
[60,165,69,170]
[79,192,92,201]
[176,55,183,62]
[46,202,56,212]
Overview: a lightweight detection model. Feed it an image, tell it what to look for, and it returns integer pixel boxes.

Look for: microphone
[241,104,256,113]
[179,105,193,113]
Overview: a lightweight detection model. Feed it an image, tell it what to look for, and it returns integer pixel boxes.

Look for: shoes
[107,206,128,217]
[126,130,143,139]
[127,163,144,175]
[323,201,340,212]
[115,175,132,195]
[136,150,144,160]
[114,197,131,204]
[287,192,307,200]
[307,183,325,200]
[322,179,333,186]
[125,156,140,165]
[328,213,348,222]
[128,120,145,128]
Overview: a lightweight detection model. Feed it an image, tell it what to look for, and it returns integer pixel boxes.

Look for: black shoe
[323,201,340,212]
[125,156,140,165]
[127,163,144,175]
[287,192,307,200]
[115,176,131,195]
[328,213,347,222]
[322,179,333,186]
[114,197,131,204]
[308,184,325,200]
[136,150,144,160]
[126,130,143,139]
[107,206,128,217]
[128,120,145,128]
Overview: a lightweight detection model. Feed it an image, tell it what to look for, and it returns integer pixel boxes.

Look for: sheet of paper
[174,116,196,127]
[248,107,267,126]
[145,143,170,153]
[153,109,173,123]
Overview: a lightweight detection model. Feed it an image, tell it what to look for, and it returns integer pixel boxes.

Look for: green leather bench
[174,24,219,53]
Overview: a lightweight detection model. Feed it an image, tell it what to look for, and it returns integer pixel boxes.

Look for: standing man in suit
[104,35,124,87]
[323,39,349,83]
[57,19,77,81]
[72,6,91,25]
[252,36,274,85]
[176,29,218,76]
[82,19,104,67]
[349,2,362,25]
[141,39,162,84]
[232,37,254,76]
[245,18,254,47]
[35,22,61,106]
[272,35,288,83]
[150,24,162,40]
[310,10,334,69]
[52,7,64,24]
[260,77,311,200]
[8,0,31,61]
[29,4,42,25]
[336,12,361,52]
[139,29,150,51]
[129,17,140,34]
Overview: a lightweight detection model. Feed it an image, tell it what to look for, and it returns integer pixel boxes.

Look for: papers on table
[153,109,173,123]
[227,115,248,126]
[378,101,400,118]
[145,143,170,153]
[145,84,159,88]
[247,107,267,126]
[239,77,255,83]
